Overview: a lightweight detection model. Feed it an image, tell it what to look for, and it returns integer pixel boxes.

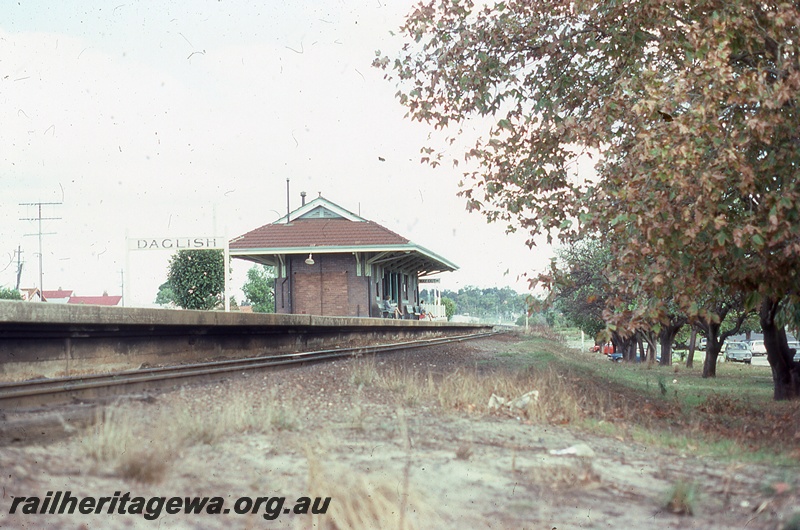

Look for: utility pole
[120,269,125,307]
[19,202,62,293]
[14,246,23,291]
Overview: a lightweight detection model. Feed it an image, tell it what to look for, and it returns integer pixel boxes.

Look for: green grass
[508,337,776,408]
[495,333,800,467]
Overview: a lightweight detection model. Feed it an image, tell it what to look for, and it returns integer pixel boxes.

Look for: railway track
[0,330,496,410]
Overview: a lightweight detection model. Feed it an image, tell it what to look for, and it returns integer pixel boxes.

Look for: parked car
[789,341,800,363]
[608,352,661,363]
[725,341,752,363]
[749,339,767,357]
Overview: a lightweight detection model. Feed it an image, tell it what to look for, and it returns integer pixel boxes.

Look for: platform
[0,301,492,381]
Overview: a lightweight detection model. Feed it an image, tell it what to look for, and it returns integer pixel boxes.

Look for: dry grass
[80,389,296,483]
[176,389,296,445]
[304,449,437,530]
[523,325,568,343]
[81,406,175,484]
[358,361,615,426]
[349,357,380,387]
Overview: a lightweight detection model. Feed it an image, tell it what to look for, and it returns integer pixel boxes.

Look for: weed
[663,480,697,516]
[267,405,297,431]
[115,443,170,483]
[349,386,367,432]
[82,406,137,463]
[658,375,667,396]
[697,393,751,416]
[349,357,379,387]
[369,358,594,425]
[182,388,297,440]
[378,365,425,406]
[527,325,567,343]
[304,448,437,529]
[81,406,174,484]
[455,444,473,460]
[80,389,297,483]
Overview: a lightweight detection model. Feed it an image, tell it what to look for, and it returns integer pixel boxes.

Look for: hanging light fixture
[305,253,315,265]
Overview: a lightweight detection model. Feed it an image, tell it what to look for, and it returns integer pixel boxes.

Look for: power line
[19,202,62,292]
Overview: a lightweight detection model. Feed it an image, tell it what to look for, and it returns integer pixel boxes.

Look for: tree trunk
[659,321,683,366]
[643,331,658,364]
[686,328,697,368]
[628,339,637,361]
[612,331,635,362]
[611,333,622,358]
[760,297,800,400]
[702,323,722,378]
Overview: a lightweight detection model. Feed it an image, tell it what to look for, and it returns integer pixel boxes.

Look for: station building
[229,196,456,318]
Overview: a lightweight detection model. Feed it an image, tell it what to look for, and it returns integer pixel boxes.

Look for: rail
[0,330,496,409]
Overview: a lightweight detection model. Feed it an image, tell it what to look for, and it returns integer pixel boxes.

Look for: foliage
[441,297,456,321]
[242,265,276,313]
[154,281,176,306]
[379,1,800,395]
[550,240,610,340]
[165,250,225,310]
[0,287,23,300]
[433,286,526,321]
[380,0,800,307]
[514,307,565,328]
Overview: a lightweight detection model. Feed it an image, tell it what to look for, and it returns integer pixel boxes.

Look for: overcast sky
[0,0,554,306]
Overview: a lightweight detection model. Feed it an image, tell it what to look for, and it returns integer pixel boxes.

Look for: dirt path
[1,335,797,529]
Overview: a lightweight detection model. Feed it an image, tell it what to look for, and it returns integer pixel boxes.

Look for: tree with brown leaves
[378,1,800,398]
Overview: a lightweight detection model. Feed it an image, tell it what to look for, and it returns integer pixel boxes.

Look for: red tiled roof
[230,218,409,250]
[42,289,73,299]
[67,295,122,306]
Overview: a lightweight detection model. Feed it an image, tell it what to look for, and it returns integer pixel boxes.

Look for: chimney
[301,191,307,206]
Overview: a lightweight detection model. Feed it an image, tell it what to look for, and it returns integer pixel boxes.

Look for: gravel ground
[1,334,798,529]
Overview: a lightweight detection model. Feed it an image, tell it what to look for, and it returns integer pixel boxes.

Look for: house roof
[230,218,410,249]
[21,288,42,301]
[42,289,73,299]
[67,295,123,306]
[229,196,457,275]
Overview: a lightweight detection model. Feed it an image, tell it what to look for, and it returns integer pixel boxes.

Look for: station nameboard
[419,278,441,284]
[125,235,231,311]
[128,237,226,251]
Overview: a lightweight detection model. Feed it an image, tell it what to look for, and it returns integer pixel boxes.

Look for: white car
[724,342,752,363]
[749,340,767,357]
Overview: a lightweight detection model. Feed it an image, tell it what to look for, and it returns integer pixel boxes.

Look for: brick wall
[279,254,371,317]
